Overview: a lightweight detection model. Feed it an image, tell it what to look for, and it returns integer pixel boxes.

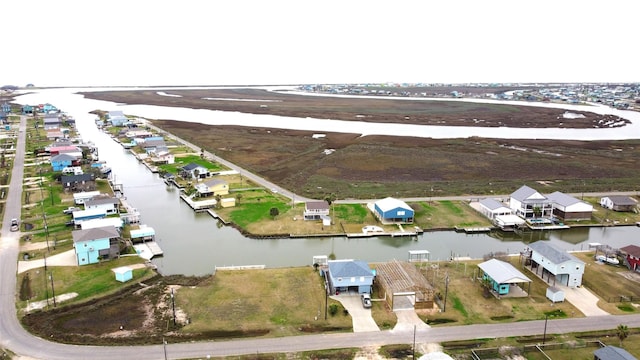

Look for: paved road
[2,116,640,359]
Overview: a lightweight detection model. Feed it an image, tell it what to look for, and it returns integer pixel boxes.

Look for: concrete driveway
[331,294,380,332]
[17,249,77,274]
[558,284,610,316]
[393,309,430,332]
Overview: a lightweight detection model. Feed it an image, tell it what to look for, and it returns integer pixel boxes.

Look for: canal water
[14,88,640,276]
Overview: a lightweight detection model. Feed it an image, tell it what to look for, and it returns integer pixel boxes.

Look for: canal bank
[13,88,640,276]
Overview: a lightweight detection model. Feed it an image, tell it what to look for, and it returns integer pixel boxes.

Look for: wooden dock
[207,209,229,224]
[133,241,164,260]
[180,194,217,211]
[454,226,492,233]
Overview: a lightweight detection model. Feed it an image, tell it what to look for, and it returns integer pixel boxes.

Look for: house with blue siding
[72,226,120,266]
[527,241,585,288]
[326,259,375,295]
[478,259,531,296]
[51,153,77,171]
[373,197,414,224]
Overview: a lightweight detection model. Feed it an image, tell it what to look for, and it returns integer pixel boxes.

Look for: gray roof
[593,346,637,360]
[529,241,585,266]
[604,195,637,206]
[479,198,509,210]
[478,259,531,284]
[546,191,581,207]
[181,162,206,171]
[61,174,94,183]
[51,153,76,162]
[72,226,119,243]
[204,178,227,187]
[510,185,539,201]
[84,197,119,206]
[306,201,329,210]
[328,260,373,278]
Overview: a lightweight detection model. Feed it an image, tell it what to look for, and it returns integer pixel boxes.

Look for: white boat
[595,254,619,265]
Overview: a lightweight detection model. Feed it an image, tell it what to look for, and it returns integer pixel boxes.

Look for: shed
[478,258,531,297]
[112,266,133,283]
[546,286,564,303]
[594,345,638,360]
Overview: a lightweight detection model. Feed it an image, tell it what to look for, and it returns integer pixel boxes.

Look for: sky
[3,0,639,87]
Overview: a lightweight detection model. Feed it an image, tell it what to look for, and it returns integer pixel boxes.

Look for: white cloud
[3,0,638,87]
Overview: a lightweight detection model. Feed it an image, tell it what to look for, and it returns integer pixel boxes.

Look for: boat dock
[207,209,229,224]
[180,194,217,212]
[133,241,164,260]
[454,226,492,233]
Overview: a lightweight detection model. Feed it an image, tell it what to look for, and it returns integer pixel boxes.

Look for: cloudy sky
[4,0,638,87]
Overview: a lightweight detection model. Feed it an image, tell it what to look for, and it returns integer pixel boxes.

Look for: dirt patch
[148,121,640,199]
[618,271,640,284]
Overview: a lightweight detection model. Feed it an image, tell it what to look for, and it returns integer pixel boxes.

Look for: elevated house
[600,195,638,212]
[303,201,330,221]
[478,258,531,297]
[620,245,640,272]
[526,241,585,288]
[373,197,414,224]
[51,153,78,171]
[84,196,120,215]
[509,185,553,219]
[195,178,229,197]
[180,162,209,179]
[72,225,120,266]
[546,191,593,221]
[325,259,375,295]
[48,145,82,157]
[43,114,61,130]
[61,174,95,192]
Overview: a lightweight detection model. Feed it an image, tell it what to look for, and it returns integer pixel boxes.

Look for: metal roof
[529,241,585,265]
[72,226,119,243]
[328,259,373,278]
[479,198,510,211]
[546,191,580,207]
[478,259,531,284]
[375,197,412,212]
[510,185,540,201]
[593,346,637,360]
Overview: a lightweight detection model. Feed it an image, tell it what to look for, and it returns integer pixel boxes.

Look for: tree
[200,148,205,159]
[269,207,279,219]
[533,206,542,218]
[324,193,337,224]
[617,324,629,346]
[235,193,243,204]
[481,276,492,298]
[215,194,222,208]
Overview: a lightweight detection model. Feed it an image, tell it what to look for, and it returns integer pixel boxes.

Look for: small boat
[595,254,619,265]
[100,165,112,175]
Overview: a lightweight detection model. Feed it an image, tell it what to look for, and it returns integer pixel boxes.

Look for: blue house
[1,102,10,113]
[72,226,120,266]
[51,153,77,171]
[21,104,34,114]
[373,197,414,224]
[326,259,375,295]
[478,259,531,296]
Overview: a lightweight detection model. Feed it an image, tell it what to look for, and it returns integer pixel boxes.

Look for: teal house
[72,226,120,266]
[51,153,77,171]
[478,258,531,296]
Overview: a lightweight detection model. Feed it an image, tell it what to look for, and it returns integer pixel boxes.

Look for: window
[397,211,405,216]
[360,276,365,282]
[351,277,355,282]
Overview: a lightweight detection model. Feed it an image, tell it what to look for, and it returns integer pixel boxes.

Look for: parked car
[361,293,372,308]
[10,218,19,232]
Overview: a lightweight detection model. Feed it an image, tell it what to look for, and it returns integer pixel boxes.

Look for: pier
[180,194,217,212]
[133,241,164,260]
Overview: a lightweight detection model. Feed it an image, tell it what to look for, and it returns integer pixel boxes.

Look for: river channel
[14,88,640,276]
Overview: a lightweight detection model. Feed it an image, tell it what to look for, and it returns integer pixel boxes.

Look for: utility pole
[171,288,176,326]
[50,272,56,307]
[542,314,549,344]
[443,273,450,312]
[324,283,328,320]
[412,324,416,359]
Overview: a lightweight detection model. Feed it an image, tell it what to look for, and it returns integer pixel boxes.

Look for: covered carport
[375,259,435,311]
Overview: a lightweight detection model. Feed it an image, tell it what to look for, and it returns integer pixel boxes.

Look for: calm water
[13,88,640,276]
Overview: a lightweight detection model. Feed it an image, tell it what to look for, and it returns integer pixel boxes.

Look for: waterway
[13,87,640,276]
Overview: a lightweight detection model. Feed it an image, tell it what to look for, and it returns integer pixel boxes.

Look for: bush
[328,304,339,316]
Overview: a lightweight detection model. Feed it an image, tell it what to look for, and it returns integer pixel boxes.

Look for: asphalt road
[2,117,640,359]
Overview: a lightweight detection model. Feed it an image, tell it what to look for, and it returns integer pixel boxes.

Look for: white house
[303,201,330,220]
[73,191,101,205]
[84,197,120,215]
[478,198,512,220]
[509,185,553,219]
[527,241,585,288]
[546,191,593,221]
[600,195,637,212]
